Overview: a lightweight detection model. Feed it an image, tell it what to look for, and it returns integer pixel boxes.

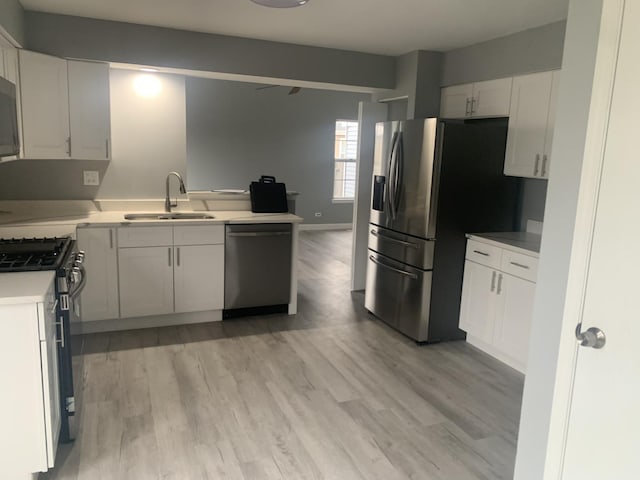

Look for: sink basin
[124,213,215,220]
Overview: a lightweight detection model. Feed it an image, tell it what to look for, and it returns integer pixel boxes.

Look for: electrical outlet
[83,170,100,186]
[314,212,322,217]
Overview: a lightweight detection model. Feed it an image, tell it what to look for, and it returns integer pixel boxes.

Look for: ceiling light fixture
[140,67,159,72]
[250,0,309,8]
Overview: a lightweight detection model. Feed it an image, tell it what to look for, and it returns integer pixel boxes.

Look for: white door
[504,71,553,178]
[440,83,473,118]
[458,261,497,344]
[174,244,224,313]
[67,60,111,160]
[76,227,119,321]
[471,77,512,118]
[19,50,70,159]
[561,2,640,477]
[118,246,174,317]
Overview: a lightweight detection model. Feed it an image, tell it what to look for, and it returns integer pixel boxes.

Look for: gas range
[0,237,73,272]
[0,236,84,444]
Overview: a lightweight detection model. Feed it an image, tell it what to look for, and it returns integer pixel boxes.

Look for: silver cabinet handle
[168,248,172,267]
[105,139,109,158]
[465,98,471,116]
[509,261,530,270]
[176,247,180,267]
[227,231,291,237]
[470,96,476,115]
[496,273,503,295]
[369,255,418,280]
[56,316,65,349]
[490,270,496,292]
[472,249,489,257]
[109,229,113,249]
[370,229,419,249]
[541,154,548,177]
[575,324,606,349]
[534,154,540,176]
[66,136,71,156]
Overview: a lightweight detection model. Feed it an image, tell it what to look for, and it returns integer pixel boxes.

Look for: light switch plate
[83,170,100,186]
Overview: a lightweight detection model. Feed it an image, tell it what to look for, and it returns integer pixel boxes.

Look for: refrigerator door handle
[388,131,399,218]
[392,132,404,220]
[369,255,418,280]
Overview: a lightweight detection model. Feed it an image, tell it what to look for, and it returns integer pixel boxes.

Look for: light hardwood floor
[42,230,523,480]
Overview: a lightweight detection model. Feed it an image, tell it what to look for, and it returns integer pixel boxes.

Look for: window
[333,120,358,201]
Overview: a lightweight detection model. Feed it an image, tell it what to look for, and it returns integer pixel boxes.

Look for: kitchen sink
[123,213,215,220]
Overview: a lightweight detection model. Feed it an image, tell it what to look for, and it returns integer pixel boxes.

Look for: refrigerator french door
[365,118,521,343]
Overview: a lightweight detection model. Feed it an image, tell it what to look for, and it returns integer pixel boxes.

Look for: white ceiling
[20,0,569,56]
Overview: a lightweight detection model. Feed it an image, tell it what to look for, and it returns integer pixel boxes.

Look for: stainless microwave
[0,76,20,157]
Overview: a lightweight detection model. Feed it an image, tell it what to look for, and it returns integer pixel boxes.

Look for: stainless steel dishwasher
[224,223,292,316]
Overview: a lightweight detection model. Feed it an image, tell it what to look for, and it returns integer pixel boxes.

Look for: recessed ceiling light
[250,0,309,8]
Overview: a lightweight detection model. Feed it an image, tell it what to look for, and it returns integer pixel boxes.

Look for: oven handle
[69,265,87,300]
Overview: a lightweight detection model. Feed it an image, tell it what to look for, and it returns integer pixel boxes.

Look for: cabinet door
[2,46,19,85]
[458,260,497,343]
[541,70,561,179]
[504,71,553,178]
[67,60,111,160]
[76,227,119,321]
[19,50,70,159]
[174,244,224,313]
[118,247,174,318]
[38,298,61,468]
[440,84,473,118]
[471,77,512,118]
[493,272,536,371]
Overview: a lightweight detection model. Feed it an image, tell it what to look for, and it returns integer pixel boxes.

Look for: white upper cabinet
[504,70,561,178]
[67,60,111,160]
[18,50,111,160]
[2,46,19,85]
[18,50,70,159]
[440,78,512,119]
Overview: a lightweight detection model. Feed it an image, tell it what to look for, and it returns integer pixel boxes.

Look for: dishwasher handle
[227,231,291,237]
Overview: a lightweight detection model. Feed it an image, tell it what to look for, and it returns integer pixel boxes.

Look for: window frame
[332,119,359,202]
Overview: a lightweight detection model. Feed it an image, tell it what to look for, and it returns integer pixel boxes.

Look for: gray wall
[24,12,395,91]
[442,21,566,86]
[0,0,24,46]
[440,21,566,229]
[186,78,369,224]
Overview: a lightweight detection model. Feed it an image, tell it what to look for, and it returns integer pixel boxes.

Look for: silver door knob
[576,326,606,349]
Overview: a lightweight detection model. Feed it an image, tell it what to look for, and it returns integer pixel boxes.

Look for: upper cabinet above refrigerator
[18,50,111,160]
[503,70,561,179]
[440,78,513,119]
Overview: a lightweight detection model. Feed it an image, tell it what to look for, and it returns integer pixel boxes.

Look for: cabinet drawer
[117,226,173,247]
[500,250,538,282]
[174,225,224,246]
[465,239,502,268]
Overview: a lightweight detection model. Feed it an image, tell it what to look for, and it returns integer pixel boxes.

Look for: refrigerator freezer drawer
[368,225,435,270]
[365,251,432,342]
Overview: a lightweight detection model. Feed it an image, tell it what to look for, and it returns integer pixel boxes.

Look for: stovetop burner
[0,237,73,272]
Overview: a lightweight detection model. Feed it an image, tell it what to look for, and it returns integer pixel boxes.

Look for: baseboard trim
[299,223,352,231]
[71,310,223,334]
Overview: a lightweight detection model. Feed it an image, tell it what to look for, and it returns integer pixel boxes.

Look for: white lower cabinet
[118,246,175,318]
[76,227,119,321]
[0,275,60,475]
[174,244,224,313]
[459,239,538,373]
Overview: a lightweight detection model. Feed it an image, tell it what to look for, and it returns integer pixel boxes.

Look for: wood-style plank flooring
[42,230,524,480]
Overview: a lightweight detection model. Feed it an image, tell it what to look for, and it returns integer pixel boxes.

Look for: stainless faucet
[165,171,187,212]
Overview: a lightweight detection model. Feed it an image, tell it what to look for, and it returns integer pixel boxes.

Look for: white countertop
[0,210,303,228]
[467,231,541,257]
[0,271,55,306]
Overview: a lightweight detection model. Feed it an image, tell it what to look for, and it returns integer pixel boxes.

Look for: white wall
[98,69,186,199]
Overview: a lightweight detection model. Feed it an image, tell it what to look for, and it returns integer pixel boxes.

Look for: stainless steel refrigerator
[365,118,521,343]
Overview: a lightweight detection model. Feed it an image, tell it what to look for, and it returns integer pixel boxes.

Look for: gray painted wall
[441,20,566,86]
[0,0,24,46]
[24,12,395,91]
[440,21,566,229]
[186,78,369,224]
